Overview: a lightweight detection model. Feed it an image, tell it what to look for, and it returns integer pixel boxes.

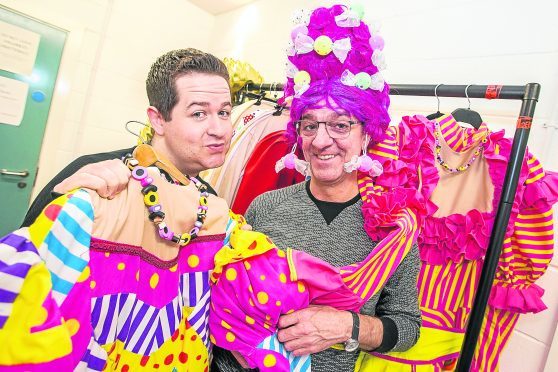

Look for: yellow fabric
[101,306,208,370]
[211,222,276,284]
[358,326,463,372]
[0,263,72,364]
[138,118,154,145]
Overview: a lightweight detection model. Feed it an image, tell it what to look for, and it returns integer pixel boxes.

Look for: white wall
[209,0,558,370]
[1,0,215,199]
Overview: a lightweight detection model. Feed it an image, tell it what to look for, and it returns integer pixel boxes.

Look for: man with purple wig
[212,4,421,372]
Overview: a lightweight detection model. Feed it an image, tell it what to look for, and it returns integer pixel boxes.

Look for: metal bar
[243,83,527,100]
[456,83,541,371]
[0,169,29,177]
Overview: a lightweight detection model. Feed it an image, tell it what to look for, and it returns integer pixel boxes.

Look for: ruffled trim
[489,283,547,314]
[362,186,426,241]
[419,209,491,264]
[521,170,558,210]
[362,115,439,241]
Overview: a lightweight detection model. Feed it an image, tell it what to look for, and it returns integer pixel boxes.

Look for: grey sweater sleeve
[375,243,421,352]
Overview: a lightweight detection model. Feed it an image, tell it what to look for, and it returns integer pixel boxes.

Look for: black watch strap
[350,311,360,340]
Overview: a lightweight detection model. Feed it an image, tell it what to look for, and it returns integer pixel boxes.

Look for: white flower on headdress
[369,21,381,34]
[340,69,385,91]
[335,8,361,27]
[291,8,311,26]
[294,33,314,54]
[332,38,351,63]
[369,72,385,91]
[372,50,387,71]
[294,34,352,63]
[294,84,309,98]
[286,41,296,57]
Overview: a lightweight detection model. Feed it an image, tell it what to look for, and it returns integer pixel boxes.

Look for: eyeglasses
[295,120,361,139]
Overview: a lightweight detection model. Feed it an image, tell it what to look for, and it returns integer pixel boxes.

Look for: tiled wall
[209,0,558,370]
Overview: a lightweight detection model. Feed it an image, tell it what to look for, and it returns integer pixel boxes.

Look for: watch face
[344,338,359,352]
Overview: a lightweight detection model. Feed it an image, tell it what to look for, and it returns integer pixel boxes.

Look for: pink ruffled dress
[360,114,558,371]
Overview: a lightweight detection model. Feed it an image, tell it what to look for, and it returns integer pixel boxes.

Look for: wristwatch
[344,311,360,352]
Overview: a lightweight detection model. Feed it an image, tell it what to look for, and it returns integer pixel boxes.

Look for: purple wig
[284,4,390,144]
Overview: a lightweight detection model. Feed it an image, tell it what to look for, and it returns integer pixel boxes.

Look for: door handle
[0,169,29,177]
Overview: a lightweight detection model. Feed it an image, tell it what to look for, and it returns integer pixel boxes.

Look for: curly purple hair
[284,4,390,144]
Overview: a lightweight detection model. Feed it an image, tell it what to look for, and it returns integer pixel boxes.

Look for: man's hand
[277,305,352,356]
[53,159,131,199]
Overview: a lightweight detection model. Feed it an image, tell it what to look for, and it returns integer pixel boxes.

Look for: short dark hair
[146,48,230,121]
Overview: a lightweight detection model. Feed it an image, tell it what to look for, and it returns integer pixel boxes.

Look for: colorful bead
[149,210,165,222]
[140,176,154,187]
[293,70,311,86]
[179,233,191,246]
[132,166,148,180]
[159,224,174,240]
[127,160,209,248]
[144,191,159,206]
[142,184,157,195]
[433,121,489,174]
[148,204,162,213]
[354,72,372,90]
[314,35,333,55]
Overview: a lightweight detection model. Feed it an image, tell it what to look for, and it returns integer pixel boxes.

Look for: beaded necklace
[124,155,209,246]
[434,121,489,173]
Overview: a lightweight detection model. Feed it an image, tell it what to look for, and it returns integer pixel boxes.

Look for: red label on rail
[517,116,533,129]
[485,85,503,99]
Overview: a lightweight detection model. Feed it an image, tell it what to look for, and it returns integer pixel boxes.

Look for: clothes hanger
[451,85,483,129]
[133,143,191,186]
[426,84,444,120]
[270,83,286,116]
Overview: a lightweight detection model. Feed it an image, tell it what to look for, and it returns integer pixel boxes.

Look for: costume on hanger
[214,107,291,205]
[232,130,305,214]
[201,102,288,205]
[358,114,558,371]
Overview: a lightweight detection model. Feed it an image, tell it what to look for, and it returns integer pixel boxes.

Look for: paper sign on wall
[0,20,40,76]
[0,75,28,126]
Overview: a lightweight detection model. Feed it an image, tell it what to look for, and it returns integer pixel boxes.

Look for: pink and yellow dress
[358,114,558,371]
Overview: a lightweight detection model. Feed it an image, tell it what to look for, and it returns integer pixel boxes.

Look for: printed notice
[0,76,28,126]
[0,20,40,76]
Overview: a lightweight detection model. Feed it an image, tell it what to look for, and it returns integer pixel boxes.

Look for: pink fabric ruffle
[362,115,438,241]
[521,170,558,210]
[489,283,547,314]
[362,186,425,241]
[419,209,492,264]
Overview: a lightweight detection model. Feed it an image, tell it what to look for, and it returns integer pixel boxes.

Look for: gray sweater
[213,182,421,372]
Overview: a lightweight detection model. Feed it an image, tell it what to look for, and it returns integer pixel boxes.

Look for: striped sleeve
[490,153,558,314]
[0,190,93,366]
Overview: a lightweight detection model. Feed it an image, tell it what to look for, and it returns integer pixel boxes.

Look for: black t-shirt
[305,181,361,224]
[21,147,217,227]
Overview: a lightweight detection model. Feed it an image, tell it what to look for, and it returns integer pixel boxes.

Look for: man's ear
[147,106,165,135]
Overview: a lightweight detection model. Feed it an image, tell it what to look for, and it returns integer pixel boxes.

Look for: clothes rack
[244,82,541,372]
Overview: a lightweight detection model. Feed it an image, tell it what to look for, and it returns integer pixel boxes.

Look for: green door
[0,6,67,235]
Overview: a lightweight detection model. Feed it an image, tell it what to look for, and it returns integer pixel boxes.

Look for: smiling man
[21,48,233,226]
